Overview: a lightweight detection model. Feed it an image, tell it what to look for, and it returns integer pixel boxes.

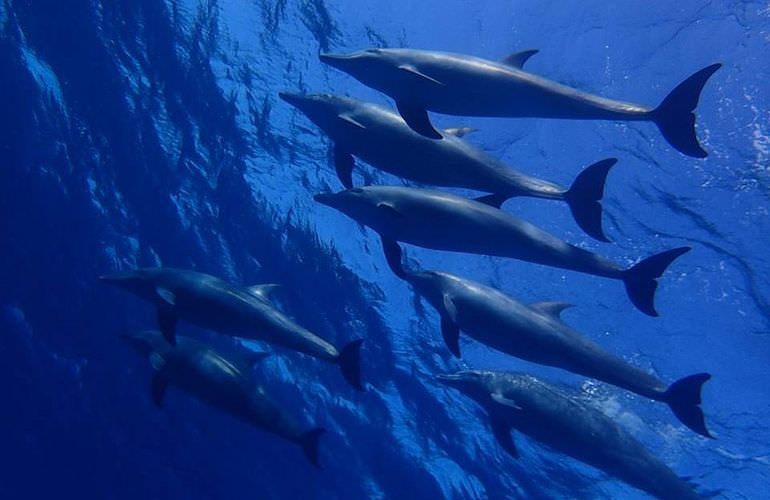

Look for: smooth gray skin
[320,49,650,119]
[314,186,622,278]
[437,371,702,500]
[101,268,339,362]
[122,331,321,462]
[407,269,667,399]
[279,92,565,198]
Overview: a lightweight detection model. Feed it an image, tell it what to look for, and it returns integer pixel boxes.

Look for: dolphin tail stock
[662,373,713,439]
[651,63,721,158]
[338,339,365,391]
[298,427,326,468]
[563,157,618,242]
[622,246,690,316]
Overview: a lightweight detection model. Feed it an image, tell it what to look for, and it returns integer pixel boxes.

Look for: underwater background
[1,1,769,498]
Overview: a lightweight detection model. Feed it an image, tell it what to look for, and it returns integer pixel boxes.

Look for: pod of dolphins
[102,46,721,498]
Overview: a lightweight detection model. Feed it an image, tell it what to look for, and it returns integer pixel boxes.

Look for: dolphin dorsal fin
[529,301,575,320]
[247,284,281,301]
[500,49,539,69]
[442,127,477,138]
[337,113,367,130]
[397,64,445,86]
[156,287,176,306]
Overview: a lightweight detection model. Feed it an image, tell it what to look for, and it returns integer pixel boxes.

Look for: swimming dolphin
[122,330,326,466]
[279,92,616,241]
[313,186,690,316]
[100,267,364,390]
[437,371,709,500]
[319,48,721,158]
[389,251,710,437]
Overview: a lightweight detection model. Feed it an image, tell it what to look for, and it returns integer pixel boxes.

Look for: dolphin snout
[436,373,461,384]
[313,192,335,206]
[278,92,305,106]
[99,273,131,284]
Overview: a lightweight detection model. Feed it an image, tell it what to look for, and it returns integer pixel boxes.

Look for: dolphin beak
[278,92,305,107]
[319,53,355,70]
[313,192,335,207]
[436,373,461,385]
[99,273,132,285]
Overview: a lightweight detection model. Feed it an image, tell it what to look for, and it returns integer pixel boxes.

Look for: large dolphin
[279,92,617,241]
[313,186,690,316]
[388,249,710,437]
[437,371,710,500]
[319,48,721,158]
[122,330,326,466]
[100,267,364,390]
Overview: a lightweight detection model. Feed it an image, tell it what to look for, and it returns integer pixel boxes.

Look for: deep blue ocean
[2,1,768,499]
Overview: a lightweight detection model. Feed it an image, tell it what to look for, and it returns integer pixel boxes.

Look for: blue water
[1,1,768,498]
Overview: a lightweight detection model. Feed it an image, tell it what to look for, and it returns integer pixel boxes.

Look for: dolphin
[313,185,690,316]
[121,330,326,466]
[279,92,616,241]
[437,371,710,500]
[100,267,364,390]
[319,48,721,158]
[390,252,710,437]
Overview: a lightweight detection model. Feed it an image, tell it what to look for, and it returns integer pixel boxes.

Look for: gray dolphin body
[313,185,690,316]
[122,330,326,466]
[401,267,710,437]
[437,371,707,500]
[279,92,616,241]
[319,48,721,158]
[100,267,363,390]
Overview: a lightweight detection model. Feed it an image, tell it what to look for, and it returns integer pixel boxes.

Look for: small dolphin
[279,92,616,241]
[100,268,364,390]
[393,255,710,437]
[122,330,326,466]
[319,48,720,158]
[313,186,689,316]
[437,371,709,500]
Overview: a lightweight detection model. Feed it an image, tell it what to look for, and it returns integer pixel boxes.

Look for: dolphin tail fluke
[298,428,326,467]
[652,64,721,158]
[663,373,713,438]
[564,158,618,242]
[622,246,691,316]
[338,339,365,391]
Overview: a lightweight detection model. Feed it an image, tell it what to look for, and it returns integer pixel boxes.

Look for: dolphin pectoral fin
[442,127,477,138]
[157,307,177,346]
[380,236,406,278]
[333,146,355,189]
[473,193,512,209]
[489,416,519,459]
[491,392,523,410]
[247,284,281,301]
[396,100,442,139]
[397,64,445,86]
[528,301,575,321]
[337,113,367,130]
[156,287,176,305]
[440,295,461,358]
[500,49,539,69]
[151,370,169,408]
[376,202,403,220]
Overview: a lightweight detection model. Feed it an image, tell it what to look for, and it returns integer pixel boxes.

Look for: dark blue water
[1,1,768,498]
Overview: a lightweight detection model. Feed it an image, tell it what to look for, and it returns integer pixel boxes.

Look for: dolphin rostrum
[437,371,711,500]
[319,48,720,158]
[389,250,710,437]
[279,92,617,241]
[100,267,364,390]
[122,330,326,466]
[313,185,689,316]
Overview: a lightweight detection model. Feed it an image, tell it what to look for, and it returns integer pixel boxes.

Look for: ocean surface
[1,1,769,499]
